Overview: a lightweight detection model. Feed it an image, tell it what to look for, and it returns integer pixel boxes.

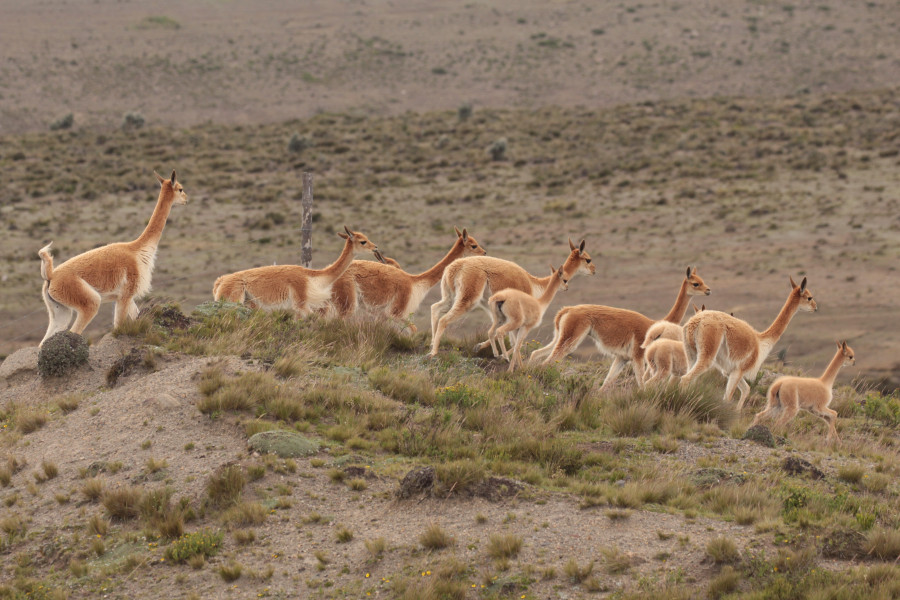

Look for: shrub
[488,138,508,161]
[458,104,473,121]
[121,112,145,130]
[38,331,89,378]
[288,133,311,153]
[165,530,223,563]
[862,393,900,427]
[49,113,74,131]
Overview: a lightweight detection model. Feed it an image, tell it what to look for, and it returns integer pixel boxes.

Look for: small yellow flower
[366,573,370,578]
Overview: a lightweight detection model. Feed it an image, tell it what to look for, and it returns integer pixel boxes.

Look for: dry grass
[206,465,246,507]
[706,537,741,564]
[486,533,522,559]
[101,486,142,520]
[419,523,454,550]
[81,478,104,502]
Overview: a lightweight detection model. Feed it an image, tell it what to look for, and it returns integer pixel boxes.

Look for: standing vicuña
[327,227,485,332]
[486,265,568,372]
[212,226,383,317]
[528,267,710,391]
[680,276,817,409]
[38,171,187,346]
[429,239,595,358]
[750,341,855,443]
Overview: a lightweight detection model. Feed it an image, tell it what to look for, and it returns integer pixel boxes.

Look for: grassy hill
[0,304,898,598]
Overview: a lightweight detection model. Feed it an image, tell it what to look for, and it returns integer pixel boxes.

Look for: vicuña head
[337,225,383,261]
[685,266,710,297]
[565,238,596,278]
[154,170,187,206]
[790,275,817,312]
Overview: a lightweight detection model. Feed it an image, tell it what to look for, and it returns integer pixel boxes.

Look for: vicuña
[750,341,854,443]
[327,227,485,332]
[38,170,187,346]
[680,276,817,408]
[528,267,710,391]
[486,264,568,372]
[212,226,383,317]
[429,239,595,358]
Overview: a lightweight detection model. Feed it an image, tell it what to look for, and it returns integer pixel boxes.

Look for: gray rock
[0,346,40,381]
[248,430,319,457]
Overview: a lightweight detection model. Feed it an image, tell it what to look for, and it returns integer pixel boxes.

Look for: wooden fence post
[301,172,313,268]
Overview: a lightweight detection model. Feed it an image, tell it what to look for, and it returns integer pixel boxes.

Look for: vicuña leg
[680,328,723,387]
[599,357,628,392]
[40,282,74,346]
[114,297,139,329]
[538,316,591,366]
[68,281,102,335]
[430,286,482,357]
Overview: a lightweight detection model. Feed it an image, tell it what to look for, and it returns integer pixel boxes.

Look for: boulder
[248,430,319,457]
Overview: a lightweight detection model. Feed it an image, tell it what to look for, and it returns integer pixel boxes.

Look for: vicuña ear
[686,266,692,278]
[579,239,586,252]
[789,275,797,289]
[454,226,462,237]
[170,170,176,184]
[154,171,165,185]
[461,228,468,242]
[799,277,807,293]
[569,238,576,251]
[836,340,842,350]
[701,304,706,311]
[343,225,354,239]
[337,232,349,240]
[841,341,848,350]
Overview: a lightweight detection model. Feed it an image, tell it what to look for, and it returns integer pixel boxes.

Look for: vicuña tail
[38,242,54,281]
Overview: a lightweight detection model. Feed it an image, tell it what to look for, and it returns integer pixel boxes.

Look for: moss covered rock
[742,424,776,448]
[38,332,89,378]
[248,431,319,457]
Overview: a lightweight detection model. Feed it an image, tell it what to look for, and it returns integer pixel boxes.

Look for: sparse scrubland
[0,300,898,598]
[1,2,900,595]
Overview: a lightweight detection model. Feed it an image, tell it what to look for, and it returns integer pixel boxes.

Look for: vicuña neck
[760,292,800,343]
[318,238,356,283]
[131,188,175,249]
[412,240,467,287]
[662,279,692,324]
[537,276,563,308]
[820,348,845,387]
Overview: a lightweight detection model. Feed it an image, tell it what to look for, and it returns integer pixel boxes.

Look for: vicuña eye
[585,259,591,263]
[361,241,367,245]
[693,283,699,287]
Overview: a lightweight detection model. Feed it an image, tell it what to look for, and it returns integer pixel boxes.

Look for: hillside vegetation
[2,88,899,385]
[0,301,899,598]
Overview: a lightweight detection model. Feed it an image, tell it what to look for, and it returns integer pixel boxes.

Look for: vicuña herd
[36,170,856,443]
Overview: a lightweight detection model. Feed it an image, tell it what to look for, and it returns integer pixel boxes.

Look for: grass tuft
[419,523,454,550]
